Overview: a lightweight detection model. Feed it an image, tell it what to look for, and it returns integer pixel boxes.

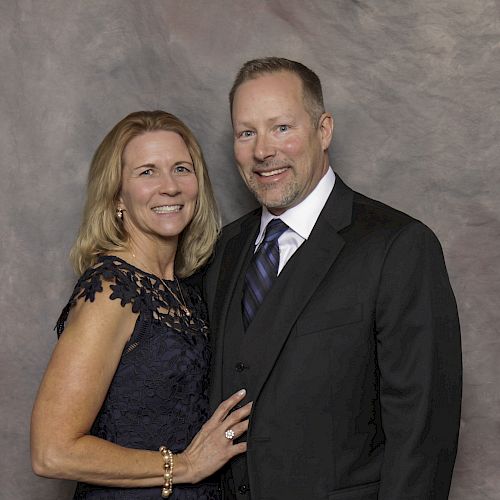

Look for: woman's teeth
[152,205,181,213]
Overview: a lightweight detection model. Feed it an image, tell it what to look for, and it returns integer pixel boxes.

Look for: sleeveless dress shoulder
[56,255,220,499]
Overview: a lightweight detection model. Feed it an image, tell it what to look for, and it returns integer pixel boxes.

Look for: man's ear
[318,112,334,151]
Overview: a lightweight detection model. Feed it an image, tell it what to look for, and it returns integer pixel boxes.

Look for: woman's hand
[31,284,251,488]
[175,389,252,484]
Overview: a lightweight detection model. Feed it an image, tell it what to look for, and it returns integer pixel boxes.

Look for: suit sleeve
[375,222,462,499]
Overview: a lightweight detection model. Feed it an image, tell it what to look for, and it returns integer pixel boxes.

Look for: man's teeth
[152,205,181,213]
[259,167,288,177]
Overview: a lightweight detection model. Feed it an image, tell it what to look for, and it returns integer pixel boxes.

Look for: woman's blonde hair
[70,110,220,277]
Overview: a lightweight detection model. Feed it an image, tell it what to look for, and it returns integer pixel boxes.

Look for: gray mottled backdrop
[1,1,499,498]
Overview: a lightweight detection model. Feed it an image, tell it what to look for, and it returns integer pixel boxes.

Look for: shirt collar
[255,167,336,246]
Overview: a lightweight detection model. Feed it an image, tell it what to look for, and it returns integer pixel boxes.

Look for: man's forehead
[232,73,303,115]
[233,113,296,129]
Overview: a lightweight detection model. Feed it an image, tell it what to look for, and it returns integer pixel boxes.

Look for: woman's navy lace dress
[56,256,221,499]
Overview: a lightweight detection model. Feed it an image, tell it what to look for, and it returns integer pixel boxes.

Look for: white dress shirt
[254,167,336,274]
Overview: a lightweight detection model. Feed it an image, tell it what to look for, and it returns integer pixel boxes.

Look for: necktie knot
[262,218,288,245]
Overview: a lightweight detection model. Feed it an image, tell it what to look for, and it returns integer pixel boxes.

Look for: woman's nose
[159,172,180,196]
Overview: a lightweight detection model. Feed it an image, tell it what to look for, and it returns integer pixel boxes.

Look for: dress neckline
[98,255,177,284]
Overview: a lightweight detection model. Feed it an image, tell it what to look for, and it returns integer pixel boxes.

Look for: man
[204,57,461,499]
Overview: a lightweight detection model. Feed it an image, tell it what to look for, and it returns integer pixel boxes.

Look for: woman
[31,110,250,499]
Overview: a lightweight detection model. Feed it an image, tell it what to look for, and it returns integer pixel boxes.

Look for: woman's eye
[175,165,192,174]
[139,168,153,176]
[239,130,254,138]
[277,125,289,133]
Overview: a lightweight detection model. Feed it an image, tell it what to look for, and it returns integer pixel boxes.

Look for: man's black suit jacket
[204,176,462,500]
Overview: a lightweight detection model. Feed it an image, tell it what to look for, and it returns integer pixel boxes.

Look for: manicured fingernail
[238,389,246,396]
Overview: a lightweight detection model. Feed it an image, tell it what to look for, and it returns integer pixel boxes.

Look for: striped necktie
[242,218,289,330]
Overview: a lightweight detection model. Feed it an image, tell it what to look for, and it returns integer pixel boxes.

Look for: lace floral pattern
[57,256,220,499]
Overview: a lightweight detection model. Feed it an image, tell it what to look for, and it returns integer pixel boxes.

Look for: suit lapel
[212,213,260,331]
[210,212,260,405]
[242,176,354,400]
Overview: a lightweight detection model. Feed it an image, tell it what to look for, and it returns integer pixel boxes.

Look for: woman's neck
[122,235,178,280]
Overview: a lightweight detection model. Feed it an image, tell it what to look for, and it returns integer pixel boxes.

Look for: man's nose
[253,134,276,162]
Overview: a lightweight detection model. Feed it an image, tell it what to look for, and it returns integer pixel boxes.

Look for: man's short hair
[229,57,325,126]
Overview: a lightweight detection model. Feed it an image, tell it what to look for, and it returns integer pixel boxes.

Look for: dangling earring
[116,208,123,220]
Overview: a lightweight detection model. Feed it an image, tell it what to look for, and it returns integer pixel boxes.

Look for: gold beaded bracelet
[159,446,174,498]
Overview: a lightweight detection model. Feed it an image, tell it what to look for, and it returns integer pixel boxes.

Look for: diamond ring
[225,429,235,440]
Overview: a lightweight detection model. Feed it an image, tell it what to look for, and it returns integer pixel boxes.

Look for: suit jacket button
[235,362,247,372]
[238,484,249,494]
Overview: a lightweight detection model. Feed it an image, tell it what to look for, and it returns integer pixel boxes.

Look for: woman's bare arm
[31,283,249,487]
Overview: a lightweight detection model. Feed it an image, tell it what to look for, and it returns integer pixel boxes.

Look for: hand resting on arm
[31,281,250,487]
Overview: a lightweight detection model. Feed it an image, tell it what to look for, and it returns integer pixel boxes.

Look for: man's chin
[247,180,298,211]
[254,193,295,214]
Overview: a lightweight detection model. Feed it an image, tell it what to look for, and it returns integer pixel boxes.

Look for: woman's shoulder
[73,255,141,302]
[55,255,149,337]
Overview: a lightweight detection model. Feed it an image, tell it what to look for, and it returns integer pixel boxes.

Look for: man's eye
[277,125,289,133]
